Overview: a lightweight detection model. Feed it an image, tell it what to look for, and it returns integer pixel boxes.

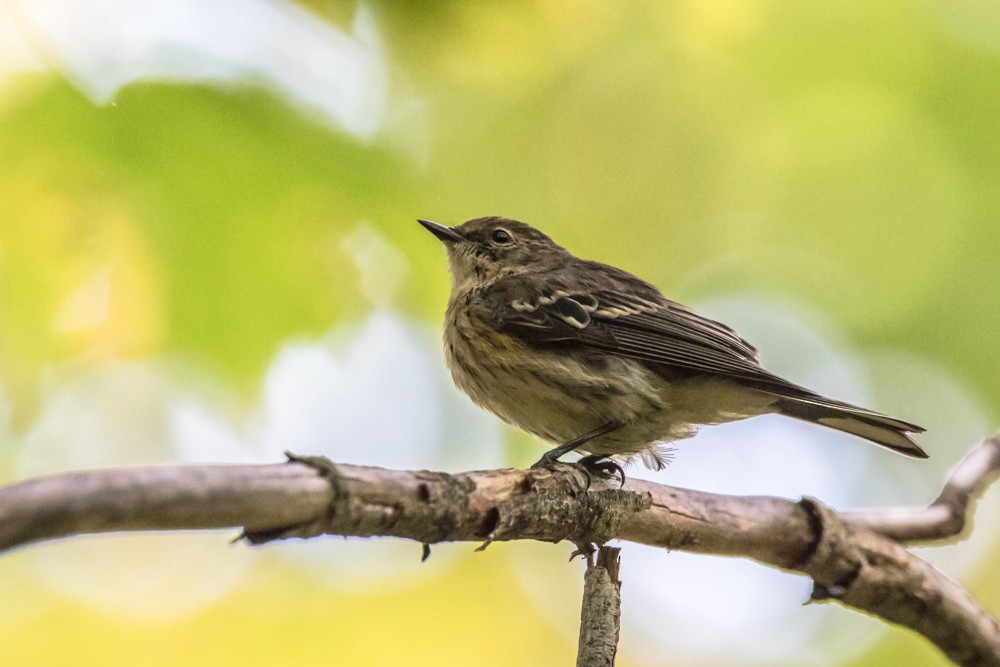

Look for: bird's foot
[578,455,626,487]
[529,421,623,471]
[529,453,626,488]
[529,455,591,489]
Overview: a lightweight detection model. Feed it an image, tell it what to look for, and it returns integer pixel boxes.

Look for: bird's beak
[418,219,465,244]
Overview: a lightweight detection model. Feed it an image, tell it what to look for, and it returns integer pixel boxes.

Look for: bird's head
[419,216,570,292]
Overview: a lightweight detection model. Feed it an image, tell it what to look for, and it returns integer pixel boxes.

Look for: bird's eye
[490,229,514,245]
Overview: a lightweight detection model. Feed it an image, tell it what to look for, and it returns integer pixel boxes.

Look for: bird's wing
[485,279,923,429]
[481,277,926,453]
[485,280,778,385]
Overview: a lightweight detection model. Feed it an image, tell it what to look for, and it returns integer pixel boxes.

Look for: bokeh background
[2,1,999,665]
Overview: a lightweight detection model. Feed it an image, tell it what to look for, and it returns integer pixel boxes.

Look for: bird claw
[530,454,626,488]
[577,455,626,487]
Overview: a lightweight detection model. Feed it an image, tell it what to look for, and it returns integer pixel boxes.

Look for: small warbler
[419,216,927,474]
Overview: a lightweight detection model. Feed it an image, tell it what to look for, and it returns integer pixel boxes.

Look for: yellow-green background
[2,1,999,665]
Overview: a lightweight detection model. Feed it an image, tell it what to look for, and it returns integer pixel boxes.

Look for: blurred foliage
[0,82,429,411]
[2,0,999,665]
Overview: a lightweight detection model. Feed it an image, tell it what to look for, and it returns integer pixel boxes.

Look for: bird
[419,216,927,475]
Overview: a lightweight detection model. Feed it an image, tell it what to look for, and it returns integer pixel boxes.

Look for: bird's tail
[772,396,928,459]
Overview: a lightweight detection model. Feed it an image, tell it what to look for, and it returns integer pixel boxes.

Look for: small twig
[845,436,1000,543]
[577,546,622,667]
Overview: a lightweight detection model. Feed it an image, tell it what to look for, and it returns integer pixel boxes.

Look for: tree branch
[844,435,1000,543]
[577,546,622,667]
[1,440,999,664]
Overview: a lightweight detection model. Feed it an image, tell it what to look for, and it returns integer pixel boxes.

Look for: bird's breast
[443,300,667,444]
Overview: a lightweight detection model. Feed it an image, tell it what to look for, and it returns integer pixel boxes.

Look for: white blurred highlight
[3,0,388,140]
[0,4,44,76]
[171,312,502,471]
[341,223,409,308]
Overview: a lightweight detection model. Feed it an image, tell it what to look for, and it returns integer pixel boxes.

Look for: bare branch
[845,436,1000,543]
[0,463,333,549]
[0,439,999,664]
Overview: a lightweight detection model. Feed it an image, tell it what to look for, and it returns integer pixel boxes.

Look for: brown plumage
[421,216,928,470]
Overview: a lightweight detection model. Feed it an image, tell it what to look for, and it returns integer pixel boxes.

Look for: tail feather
[773,396,928,459]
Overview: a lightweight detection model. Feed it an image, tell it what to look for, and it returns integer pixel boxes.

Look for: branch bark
[577,546,622,667]
[1,440,999,665]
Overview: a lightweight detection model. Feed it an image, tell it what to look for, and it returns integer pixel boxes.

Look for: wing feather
[485,279,838,404]
[474,272,924,455]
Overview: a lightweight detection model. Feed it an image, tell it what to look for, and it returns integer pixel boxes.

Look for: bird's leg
[532,421,621,467]
[531,421,626,485]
